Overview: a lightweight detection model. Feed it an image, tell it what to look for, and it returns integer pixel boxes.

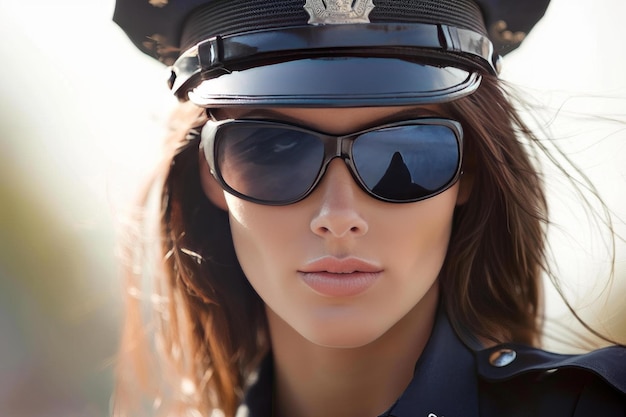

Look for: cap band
[179,0,487,50]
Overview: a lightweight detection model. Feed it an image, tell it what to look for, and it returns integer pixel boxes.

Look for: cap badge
[304,0,375,25]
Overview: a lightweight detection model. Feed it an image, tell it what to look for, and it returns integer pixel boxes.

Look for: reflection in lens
[353,125,459,200]
[217,125,324,203]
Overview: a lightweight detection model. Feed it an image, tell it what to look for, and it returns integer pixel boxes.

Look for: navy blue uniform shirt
[237,308,626,417]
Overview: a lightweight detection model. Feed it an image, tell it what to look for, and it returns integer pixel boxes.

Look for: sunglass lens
[216,124,324,203]
[352,125,459,201]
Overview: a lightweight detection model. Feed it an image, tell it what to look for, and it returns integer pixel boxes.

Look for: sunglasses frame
[201,117,464,206]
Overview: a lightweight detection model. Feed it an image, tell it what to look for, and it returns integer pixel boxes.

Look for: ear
[198,150,229,211]
[456,171,474,206]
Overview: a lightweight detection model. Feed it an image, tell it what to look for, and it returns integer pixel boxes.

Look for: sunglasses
[200,118,463,205]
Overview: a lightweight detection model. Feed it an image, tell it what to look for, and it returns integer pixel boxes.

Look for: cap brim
[188,57,481,108]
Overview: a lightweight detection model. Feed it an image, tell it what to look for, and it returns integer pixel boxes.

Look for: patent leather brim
[188,57,481,108]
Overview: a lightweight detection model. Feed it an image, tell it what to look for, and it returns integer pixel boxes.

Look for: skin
[201,106,471,417]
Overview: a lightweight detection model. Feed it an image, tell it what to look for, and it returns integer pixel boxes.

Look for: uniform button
[489,348,517,367]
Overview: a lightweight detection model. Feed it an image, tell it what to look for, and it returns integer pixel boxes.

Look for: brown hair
[114,76,601,415]
[442,75,547,346]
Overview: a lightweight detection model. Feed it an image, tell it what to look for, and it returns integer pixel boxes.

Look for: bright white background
[0,0,624,416]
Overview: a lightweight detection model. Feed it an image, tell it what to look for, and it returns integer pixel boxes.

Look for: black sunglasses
[200,118,463,206]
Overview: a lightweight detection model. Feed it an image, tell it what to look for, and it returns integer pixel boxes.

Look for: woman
[112,0,625,416]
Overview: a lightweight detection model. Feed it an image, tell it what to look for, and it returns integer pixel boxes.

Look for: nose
[309,159,369,238]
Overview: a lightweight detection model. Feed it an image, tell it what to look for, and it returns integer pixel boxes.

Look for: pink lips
[298,257,383,297]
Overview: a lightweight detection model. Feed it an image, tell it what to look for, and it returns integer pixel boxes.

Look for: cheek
[226,195,272,271]
[381,186,457,268]
[225,195,304,289]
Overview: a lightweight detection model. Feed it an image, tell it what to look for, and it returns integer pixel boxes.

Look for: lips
[298,257,383,297]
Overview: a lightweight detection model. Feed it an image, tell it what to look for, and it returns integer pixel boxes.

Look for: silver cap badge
[304,0,375,25]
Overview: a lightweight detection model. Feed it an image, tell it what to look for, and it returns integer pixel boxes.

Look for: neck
[267,284,439,417]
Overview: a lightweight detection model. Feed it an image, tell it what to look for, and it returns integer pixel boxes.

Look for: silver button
[489,348,517,367]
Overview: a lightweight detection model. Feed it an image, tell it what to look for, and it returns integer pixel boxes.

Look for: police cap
[114,0,550,107]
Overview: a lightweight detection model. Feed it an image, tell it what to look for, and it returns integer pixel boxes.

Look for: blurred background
[0,0,624,416]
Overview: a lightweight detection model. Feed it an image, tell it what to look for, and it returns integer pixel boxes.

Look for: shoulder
[475,343,626,416]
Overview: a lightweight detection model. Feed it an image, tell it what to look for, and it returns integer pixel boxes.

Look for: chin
[305,330,387,349]
[297,309,393,349]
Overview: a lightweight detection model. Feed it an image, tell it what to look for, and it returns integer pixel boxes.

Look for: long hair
[442,75,547,346]
[113,105,268,417]
[114,76,601,415]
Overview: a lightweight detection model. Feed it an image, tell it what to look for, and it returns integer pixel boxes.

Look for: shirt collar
[380,307,480,417]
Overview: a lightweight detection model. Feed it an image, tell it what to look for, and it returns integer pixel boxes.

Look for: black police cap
[114,0,550,107]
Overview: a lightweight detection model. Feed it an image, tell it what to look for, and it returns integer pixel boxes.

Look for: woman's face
[202,106,469,348]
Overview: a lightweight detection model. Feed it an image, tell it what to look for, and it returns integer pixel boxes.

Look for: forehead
[215,105,448,134]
